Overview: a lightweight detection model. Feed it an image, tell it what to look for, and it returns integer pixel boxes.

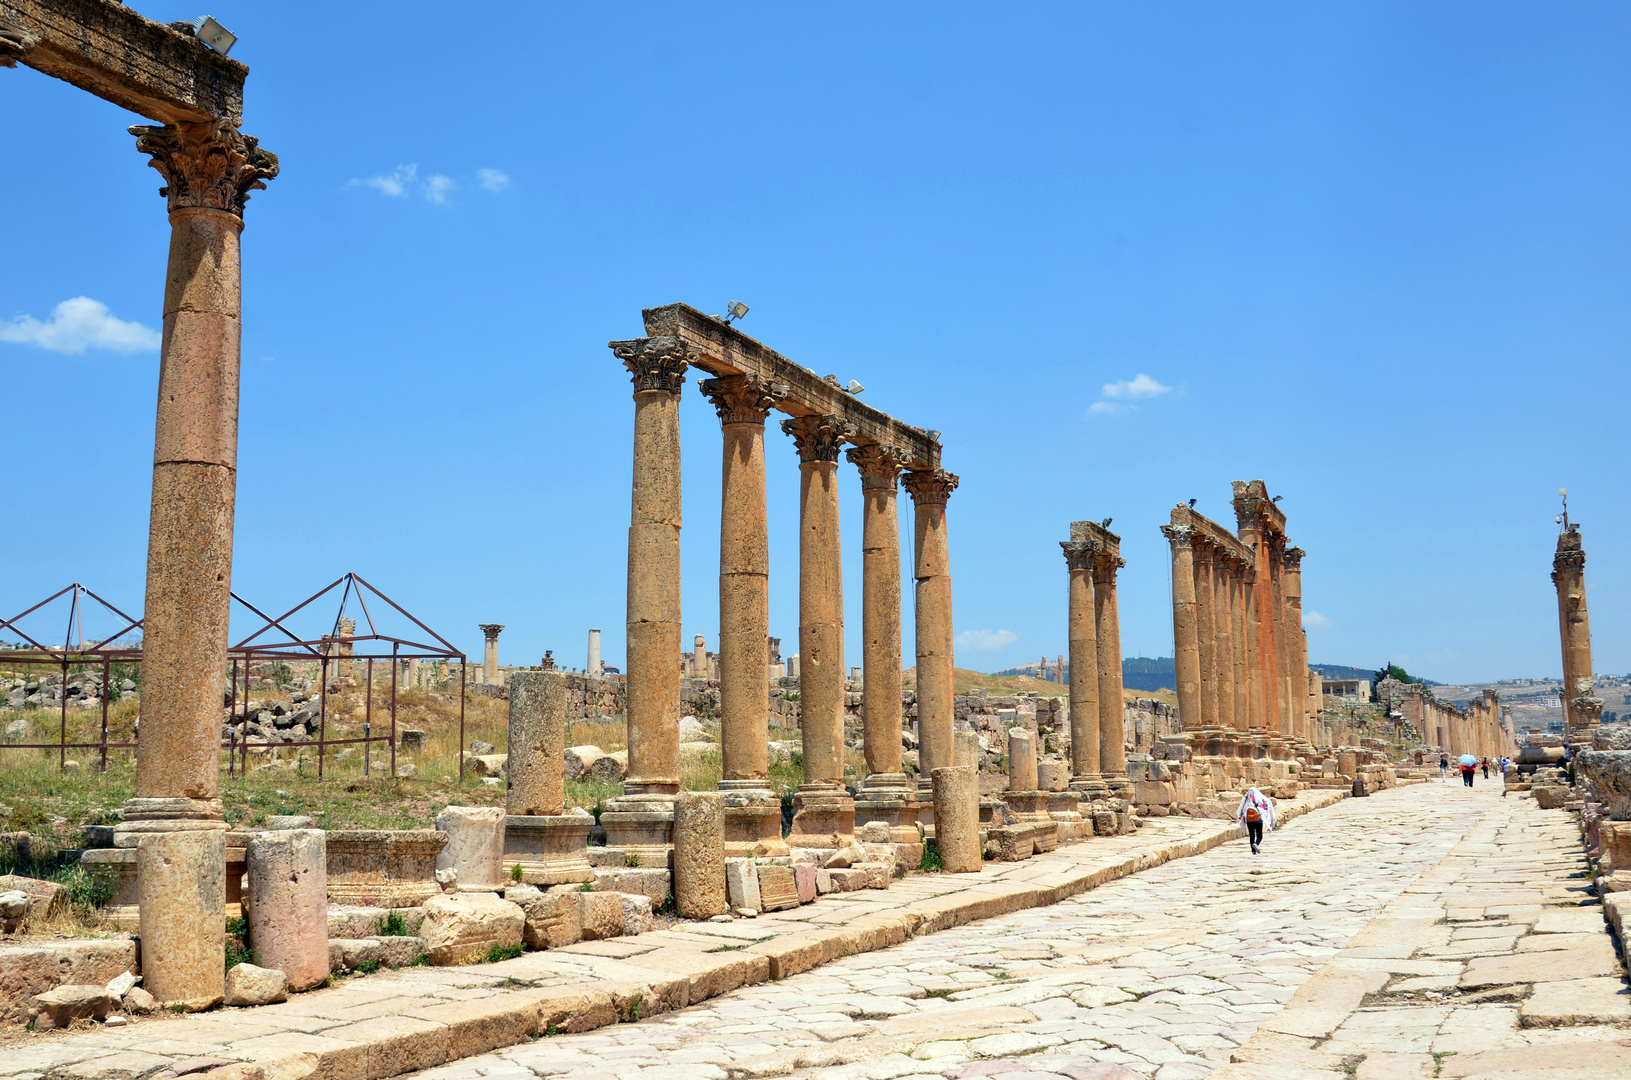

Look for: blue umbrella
[1459,754,1478,767]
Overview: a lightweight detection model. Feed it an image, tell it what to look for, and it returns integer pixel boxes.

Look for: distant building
[1323,677,1371,700]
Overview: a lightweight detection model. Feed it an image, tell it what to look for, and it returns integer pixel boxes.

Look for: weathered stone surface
[328,938,382,972]
[224,963,287,1006]
[508,671,568,815]
[725,858,762,912]
[419,893,524,965]
[123,985,156,1014]
[619,892,654,936]
[138,829,225,1010]
[564,745,607,781]
[464,753,509,779]
[756,865,799,911]
[579,890,625,940]
[854,861,892,890]
[326,829,446,907]
[1462,945,1619,988]
[262,815,314,830]
[245,828,328,992]
[1520,978,1631,1027]
[436,805,505,887]
[991,824,1033,862]
[28,984,115,1030]
[326,905,388,939]
[0,873,65,921]
[793,861,818,903]
[673,790,727,919]
[511,885,582,950]
[1533,785,1570,810]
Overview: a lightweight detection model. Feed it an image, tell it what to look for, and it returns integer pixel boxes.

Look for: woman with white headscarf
[1236,786,1276,855]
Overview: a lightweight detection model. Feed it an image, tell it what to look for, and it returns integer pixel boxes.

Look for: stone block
[0,939,136,1025]
[725,858,762,912]
[326,905,386,939]
[28,984,115,1030]
[1131,780,1174,806]
[512,885,582,950]
[757,865,799,911]
[1036,761,1070,792]
[564,745,609,781]
[376,936,422,968]
[854,861,892,890]
[814,869,835,894]
[793,862,818,903]
[225,963,288,1006]
[1092,810,1118,835]
[436,806,505,887]
[991,824,1033,862]
[826,868,868,892]
[1520,978,1631,1027]
[418,893,524,965]
[579,890,626,940]
[0,874,65,921]
[593,867,671,907]
[328,938,382,972]
[246,829,328,992]
[673,791,727,919]
[619,892,654,935]
[326,830,446,908]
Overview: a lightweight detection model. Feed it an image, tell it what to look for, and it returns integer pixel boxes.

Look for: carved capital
[1061,539,1099,572]
[699,373,787,426]
[0,16,38,67]
[1160,524,1194,549]
[780,414,853,463]
[1283,546,1305,571]
[130,119,278,218]
[1554,549,1586,574]
[1094,552,1126,585]
[611,335,694,396]
[903,469,959,506]
[845,443,911,491]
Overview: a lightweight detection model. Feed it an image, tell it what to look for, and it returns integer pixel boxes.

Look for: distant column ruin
[1553,521,1601,744]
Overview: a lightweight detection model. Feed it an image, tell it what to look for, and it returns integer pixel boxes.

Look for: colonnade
[607,331,956,858]
[1060,521,1128,797]
[1160,481,1320,773]
[1400,685,1514,760]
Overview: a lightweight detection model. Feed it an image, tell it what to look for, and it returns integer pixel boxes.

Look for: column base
[600,791,675,866]
[915,777,937,829]
[786,783,855,851]
[719,780,789,858]
[1047,790,1084,823]
[854,772,921,845]
[114,797,227,847]
[1069,774,1110,800]
[1002,790,1053,825]
[1103,775,1132,797]
[503,814,596,885]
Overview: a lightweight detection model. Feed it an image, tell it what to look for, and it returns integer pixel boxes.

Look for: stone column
[139,830,226,1009]
[1161,524,1202,733]
[782,415,855,850]
[604,336,694,857]
[693,634,707,681]
[406,657,419,690]
[702,374,788,857]
[673,791,728,919]
[932,766,981,873]
[1553,526,1600,743]
[904,468,959,820]
[1283,548,1307,746]
[587,628,602,676]
[848,443,918,843]
[1229,565,1248,731]
[1242,569,1262,730]
[1093,549,1129,794]
[245,829,328,992]
[115,120,275,1006]
[1061,540,1102,794]
[504,670,593,883]
[1213,553,1235,733]
[1268,538,1289,737]
[1194,541,1218,730]
[479,625,504,685]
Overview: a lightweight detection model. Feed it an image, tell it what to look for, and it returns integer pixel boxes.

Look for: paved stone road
[408,783,1544,1080]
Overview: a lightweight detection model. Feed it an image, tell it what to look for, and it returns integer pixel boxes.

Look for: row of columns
[606,337,957,858]
[1552,524,1602,745]
[1402,684,1513,760]
[1061,522,1128,797]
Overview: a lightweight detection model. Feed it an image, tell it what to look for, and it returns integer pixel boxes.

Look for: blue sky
[3,2,1627,684]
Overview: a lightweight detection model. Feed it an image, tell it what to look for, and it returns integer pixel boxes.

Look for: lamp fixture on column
[192,16,237,54]
[719,300,749,324]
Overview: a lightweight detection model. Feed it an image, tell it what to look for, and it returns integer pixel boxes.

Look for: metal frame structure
[224,573,468,780]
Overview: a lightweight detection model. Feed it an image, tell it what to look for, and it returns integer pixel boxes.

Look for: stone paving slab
[2,790,1350,1078]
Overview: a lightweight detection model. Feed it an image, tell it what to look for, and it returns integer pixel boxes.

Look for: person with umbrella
[1459,753,1478,787]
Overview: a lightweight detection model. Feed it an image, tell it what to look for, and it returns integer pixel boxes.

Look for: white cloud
[1088,372,1172,419]
[353,164,417,197]
[1102,373,1172,400]
[424,174,455,204]
[1304,610,1332,630]
[0,297,160,354]
[955,628,1018,651]
[478,168,510,192]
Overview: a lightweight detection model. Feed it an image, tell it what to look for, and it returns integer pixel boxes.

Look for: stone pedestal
[854,772,920,845]
[503,815,595,885]
[1003,790,1053,825]
[326,830,446,907]
[246,829,328,992]
[600,795,676,867]
[507,670,567,815]
[932,766,981,874]
[720,780,787,858]
[436,806,505,888]
[139,830,225,1010]
[787,783,855,853]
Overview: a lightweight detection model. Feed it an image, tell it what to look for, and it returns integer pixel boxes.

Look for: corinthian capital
[1554,549,1586,574]
[0,17,38,67]
[902,469,959,506]
[699,373,788,426]
[130,119,278,217]
[1283,546,1305,571]
[1093,551,1127,585]
[846,443,911,491]
[1060,540,1099,572]
[610,335,694,396]
[1160,524,1194,549]
[780,415,853,463]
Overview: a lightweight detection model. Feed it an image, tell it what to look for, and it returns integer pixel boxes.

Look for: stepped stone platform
[0,790,1348,1079]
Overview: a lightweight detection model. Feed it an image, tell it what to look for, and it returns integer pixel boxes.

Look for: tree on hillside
[1375,663,1417,685]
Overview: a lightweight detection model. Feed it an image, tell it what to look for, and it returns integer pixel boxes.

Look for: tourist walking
[1237,786,1275,855]
[1481,757,1491,779]
[1459,753,1477,787]
[1439,753,1449,781]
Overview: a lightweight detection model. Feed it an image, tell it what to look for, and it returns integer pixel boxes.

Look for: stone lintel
[1168,504,1253,566]
[2,0,246,123]
[641,303,941,471]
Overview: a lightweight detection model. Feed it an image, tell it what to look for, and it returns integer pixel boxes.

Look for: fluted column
[602,336,693,859]
[849,443,919,842]
[1162,524,1202,733]
[904,469,959,819]
[701,374,788,857]
[783,416,856,850]
[1094,550,1129,794]
[1553,527,1600,743]
[1062,540,1103,794]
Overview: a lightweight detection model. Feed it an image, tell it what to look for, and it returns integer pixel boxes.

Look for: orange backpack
[1245,806,1262,823]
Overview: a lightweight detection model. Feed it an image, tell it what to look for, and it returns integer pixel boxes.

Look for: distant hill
[1313,662,1441,687]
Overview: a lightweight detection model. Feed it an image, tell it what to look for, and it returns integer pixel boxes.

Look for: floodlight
[193,16,236,54]
[721,300,749,324]
[1560,488,1568,497]
[845,380,864,394]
